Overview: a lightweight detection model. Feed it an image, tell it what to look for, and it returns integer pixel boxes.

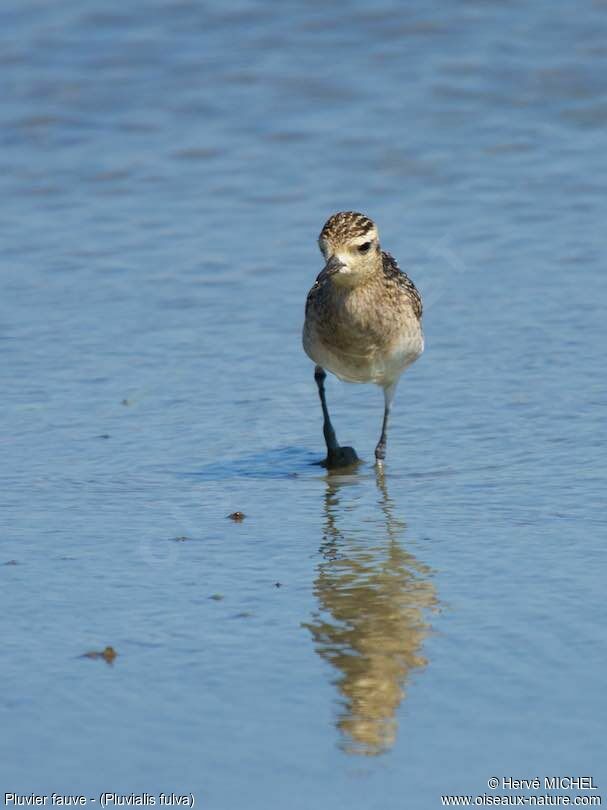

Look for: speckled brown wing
[381,251,423,319]
[305,267,330,316]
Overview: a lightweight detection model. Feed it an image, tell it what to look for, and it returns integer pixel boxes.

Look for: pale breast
[303,316,423,386]
[303,252,424,387]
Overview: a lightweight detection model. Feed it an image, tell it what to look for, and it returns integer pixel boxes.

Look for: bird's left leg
[375,382,397,464]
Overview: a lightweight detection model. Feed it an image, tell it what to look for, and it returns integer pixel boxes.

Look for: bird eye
[358,242,372,254]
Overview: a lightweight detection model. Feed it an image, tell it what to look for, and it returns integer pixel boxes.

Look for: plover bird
[303,211,423,467]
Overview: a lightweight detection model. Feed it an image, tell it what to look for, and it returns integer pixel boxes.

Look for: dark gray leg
[314,366,359,468]
[314,366,339,453]
[375,383,397,465]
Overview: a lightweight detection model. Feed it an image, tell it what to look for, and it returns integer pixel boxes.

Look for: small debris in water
[97,434,110,439]
[209,593,224,601]
[227,511,245,522]
[81,646,117,664]
[4,560,18,566]
[121,398,131,406]
[173,536,190,542]
[274,582,282,588]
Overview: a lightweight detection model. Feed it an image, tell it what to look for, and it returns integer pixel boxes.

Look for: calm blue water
[2,1,606,807]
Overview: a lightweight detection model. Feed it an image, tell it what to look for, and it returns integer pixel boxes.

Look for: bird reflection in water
[303,468,439,756]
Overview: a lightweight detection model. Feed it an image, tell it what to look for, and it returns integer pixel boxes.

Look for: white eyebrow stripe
[354,233,377,245]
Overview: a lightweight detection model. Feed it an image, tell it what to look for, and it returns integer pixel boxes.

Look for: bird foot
[322,445,360,470]
[374,443,386,464]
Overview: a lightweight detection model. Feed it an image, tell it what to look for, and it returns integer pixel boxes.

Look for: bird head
[318,211,381,287]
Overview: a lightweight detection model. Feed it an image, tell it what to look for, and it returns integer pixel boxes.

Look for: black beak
[323,255,346,276]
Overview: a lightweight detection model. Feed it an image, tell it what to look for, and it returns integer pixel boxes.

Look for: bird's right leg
[314,366,359,468]
[314,366,339,454]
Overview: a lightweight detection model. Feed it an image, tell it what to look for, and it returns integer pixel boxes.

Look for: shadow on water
[178,446,320,480]
[303,467,440,756]
[180,446,473,484]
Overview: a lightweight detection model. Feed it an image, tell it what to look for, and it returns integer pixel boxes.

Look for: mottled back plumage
[380,251,423,319]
